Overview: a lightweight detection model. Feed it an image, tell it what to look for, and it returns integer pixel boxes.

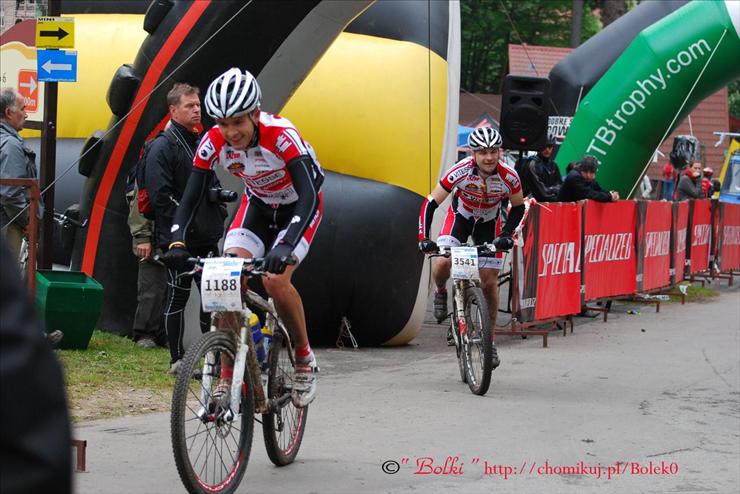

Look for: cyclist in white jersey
[418,127,525,367]
[165,68,322,407]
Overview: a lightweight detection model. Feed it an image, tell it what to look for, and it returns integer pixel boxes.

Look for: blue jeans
[661,180,675,201]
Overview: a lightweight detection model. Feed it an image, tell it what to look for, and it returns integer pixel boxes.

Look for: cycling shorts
[223,192,323,263]
[437,206,504,270]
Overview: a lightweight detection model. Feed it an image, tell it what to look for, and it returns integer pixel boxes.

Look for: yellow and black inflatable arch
[68,0,460,346]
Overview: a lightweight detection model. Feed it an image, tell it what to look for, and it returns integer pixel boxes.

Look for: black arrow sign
[39,27,69,40]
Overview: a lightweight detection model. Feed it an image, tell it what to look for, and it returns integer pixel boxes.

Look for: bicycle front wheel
[262,330,308,465]
[171,331,254,494]
[461,286,493,395]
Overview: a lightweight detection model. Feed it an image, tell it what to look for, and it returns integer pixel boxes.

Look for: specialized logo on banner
[636,201,672,292]
[520,202,582,322]
[717,203,740,271]
[671,201,690,284]
[688,199,712,274]
[583,201,637,301]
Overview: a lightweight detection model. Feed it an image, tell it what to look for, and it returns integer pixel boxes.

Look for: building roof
[508,43,573,77]
[459,93,502,127]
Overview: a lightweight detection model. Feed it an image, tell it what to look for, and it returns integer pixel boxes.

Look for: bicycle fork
[453,282,469,346]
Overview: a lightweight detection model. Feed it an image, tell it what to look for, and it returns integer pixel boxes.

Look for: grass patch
[57,331,174,422]
[666,282,721,303]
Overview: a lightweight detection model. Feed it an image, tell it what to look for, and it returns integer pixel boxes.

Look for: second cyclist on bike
[165,68,323,408]
[418,127,525,367]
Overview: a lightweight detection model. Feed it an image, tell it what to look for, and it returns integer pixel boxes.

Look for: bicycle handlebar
[53,211,88,228]
[427,242,504,258]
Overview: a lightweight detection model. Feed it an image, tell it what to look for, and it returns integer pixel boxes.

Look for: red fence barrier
[717,202,740,272]
[519,202,582,322]
[636,201,672,292]
[582,200,637,301]
[513,198,732,330]
[671,201,689,284]
[688,199,712,274]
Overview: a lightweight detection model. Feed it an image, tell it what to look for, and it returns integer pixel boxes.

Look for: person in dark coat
[0,237,71,494]
[558,155,619,203]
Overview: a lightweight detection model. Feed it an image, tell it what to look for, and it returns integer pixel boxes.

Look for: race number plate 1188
[201,258,245,312]
[450,246,480,280]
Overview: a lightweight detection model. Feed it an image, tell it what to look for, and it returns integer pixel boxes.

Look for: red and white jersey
[193,112,322,206]
[440,156,521,221]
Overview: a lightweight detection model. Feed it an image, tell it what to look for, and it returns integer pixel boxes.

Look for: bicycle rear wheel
[262,329,308,465]
[171,331,254,494]
[461,286,493,395]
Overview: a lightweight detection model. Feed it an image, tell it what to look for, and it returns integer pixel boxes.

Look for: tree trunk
[601,0,627,27]
[570,0,584,48]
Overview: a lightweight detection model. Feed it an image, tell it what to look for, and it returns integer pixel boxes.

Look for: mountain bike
[428,243,502,396]
[170,256,307,494]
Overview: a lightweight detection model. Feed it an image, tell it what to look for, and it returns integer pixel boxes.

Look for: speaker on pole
[499,75,550,151]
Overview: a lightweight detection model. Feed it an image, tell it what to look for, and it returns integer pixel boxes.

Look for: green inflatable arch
[557,0,740,197]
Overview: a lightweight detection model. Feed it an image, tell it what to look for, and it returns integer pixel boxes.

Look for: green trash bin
[36,270,104,350]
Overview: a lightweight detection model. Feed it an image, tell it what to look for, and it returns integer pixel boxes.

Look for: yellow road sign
[35,17,75,49]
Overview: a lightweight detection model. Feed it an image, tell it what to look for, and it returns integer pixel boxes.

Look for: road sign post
[37,1,65,269]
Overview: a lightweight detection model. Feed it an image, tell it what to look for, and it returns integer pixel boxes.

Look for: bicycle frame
[196,282,295,421]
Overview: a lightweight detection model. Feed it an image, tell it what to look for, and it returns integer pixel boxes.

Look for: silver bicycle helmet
[204,68,261,119]
[467,127,503,150]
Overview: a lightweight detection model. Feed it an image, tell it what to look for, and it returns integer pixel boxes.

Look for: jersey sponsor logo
[447,167,469,184]
[275,134,292,153]
[505,172,520,189]
[248,170,286,187]
[227,162,245,172]
[226,151,241,160]
[198,139,216,160]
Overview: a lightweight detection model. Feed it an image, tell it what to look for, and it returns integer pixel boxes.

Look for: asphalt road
[74,285,740,494]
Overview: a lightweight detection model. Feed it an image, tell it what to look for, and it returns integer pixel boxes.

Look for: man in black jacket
[521,137,562,202]
[145,83,227,373]
[558,156,619,203]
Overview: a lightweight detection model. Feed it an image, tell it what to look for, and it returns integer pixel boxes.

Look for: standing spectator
[701,167,720,199]
[126,181,167,348]
[558,156,619,203]
[0,88,40,260]
[676,161,705,200]
[145,83,228,373]
[520,136,562,202]
[661,161,676,201]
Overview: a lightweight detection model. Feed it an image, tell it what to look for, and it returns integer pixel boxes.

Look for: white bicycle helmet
[467,127,502,150]
[204,68,261,119]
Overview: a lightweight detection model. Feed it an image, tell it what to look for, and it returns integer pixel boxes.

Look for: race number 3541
[451,247,480,280]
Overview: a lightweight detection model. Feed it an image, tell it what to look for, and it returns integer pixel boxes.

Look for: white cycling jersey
[193,111,322,206]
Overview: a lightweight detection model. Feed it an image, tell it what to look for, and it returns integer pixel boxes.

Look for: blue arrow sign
[37,49,77,82]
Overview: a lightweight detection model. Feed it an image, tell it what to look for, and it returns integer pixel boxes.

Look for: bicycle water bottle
[249,313,266,365]
[261,325,273,365]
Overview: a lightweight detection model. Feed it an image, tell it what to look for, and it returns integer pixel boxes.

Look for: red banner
[671,201,689,284]
[635,201,672,292]
[718,203,740,271]
[583,200,637,300]
[688,199,712,274]
[519,202,582,322]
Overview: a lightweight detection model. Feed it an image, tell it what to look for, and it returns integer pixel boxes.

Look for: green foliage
[461,0,602,93]
[729,79,740,118]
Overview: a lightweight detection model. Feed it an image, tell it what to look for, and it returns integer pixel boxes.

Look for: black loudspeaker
[500,75,550,151]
